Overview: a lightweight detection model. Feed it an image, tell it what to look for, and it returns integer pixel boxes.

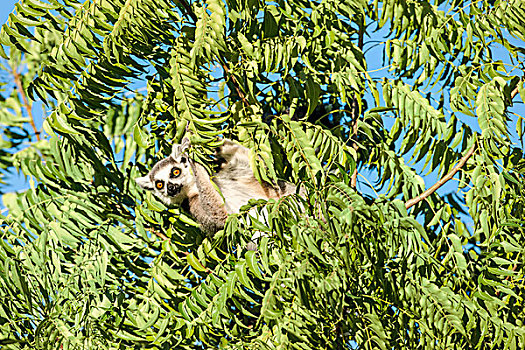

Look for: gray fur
[136,138,298,238]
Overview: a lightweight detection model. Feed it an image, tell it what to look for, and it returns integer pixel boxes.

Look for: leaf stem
[350,98,359,188]
[220,59,249,107]
[350,15,365,188]
[146,227,168,241]
[12,66,40,141]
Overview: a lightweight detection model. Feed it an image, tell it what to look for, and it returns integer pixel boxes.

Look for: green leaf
[186,252,207,272]
[133,124,149,148]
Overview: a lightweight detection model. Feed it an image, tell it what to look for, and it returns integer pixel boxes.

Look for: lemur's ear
[135,176,154,191]
[171,137,190,160]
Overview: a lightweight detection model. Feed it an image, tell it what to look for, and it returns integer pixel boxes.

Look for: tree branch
[350,15,365,188]
[405,78,522,210]
[12,67,40,141]
[405,142,476,209]
[350,97,359,188]
[511,82,520,100]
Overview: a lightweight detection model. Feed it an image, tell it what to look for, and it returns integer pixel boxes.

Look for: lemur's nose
[167,183,181,196]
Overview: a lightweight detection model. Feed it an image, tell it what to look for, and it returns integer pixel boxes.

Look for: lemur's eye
[155,181,164,189]
[171,168,181,177]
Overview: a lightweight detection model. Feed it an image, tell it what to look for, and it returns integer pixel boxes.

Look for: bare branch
[511,83,520,101]
[405,142,476,209]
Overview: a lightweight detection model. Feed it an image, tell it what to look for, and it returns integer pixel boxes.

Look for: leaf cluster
[0,0,524,349]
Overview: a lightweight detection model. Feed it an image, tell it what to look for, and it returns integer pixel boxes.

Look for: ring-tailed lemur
[135,138,298,235]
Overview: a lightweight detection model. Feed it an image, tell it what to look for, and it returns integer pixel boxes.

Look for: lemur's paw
[246,242,258,251]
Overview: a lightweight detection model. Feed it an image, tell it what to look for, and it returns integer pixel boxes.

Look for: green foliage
[0,0,524,349]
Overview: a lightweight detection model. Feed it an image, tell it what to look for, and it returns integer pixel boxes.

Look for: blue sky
[1,1,27,196]
[1,1,17,25]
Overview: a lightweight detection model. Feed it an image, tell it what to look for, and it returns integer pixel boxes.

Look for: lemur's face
[135,139,194,205]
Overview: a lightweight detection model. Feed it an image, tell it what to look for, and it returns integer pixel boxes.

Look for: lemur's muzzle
[167,183,182,196]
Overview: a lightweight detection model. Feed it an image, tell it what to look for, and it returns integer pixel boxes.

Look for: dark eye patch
[171,167,181,178]
[155,180,164,189]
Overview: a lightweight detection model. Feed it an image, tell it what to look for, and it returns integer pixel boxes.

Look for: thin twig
[511,83,520,100]
[405,143,476,209]
[147,227,169,241]
[220,61,249,106]
[495,263,518,297]
[350,15,365,188]
[350,97,359,188]
[12,67,40,141]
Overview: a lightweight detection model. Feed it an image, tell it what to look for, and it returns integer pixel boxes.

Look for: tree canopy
[0,0,524,348]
